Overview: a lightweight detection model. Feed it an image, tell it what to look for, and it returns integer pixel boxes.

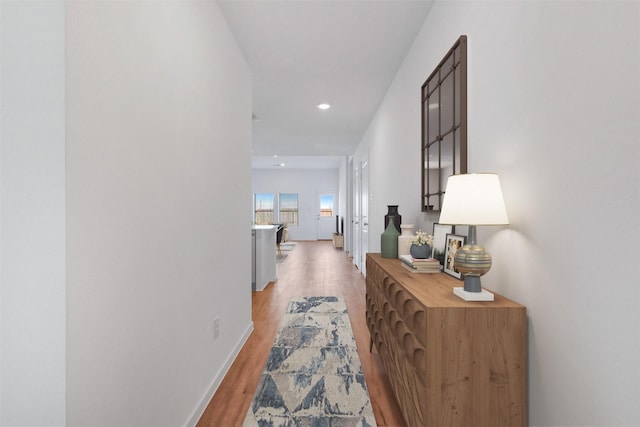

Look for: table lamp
[439,173,509,301]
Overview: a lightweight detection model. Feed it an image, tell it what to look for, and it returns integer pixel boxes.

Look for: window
[319,194,334,217]
[278,193,299,226]
[254,193,274,225]
[254,192,299,226]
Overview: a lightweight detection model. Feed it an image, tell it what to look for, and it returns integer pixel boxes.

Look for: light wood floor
[196,240,406,426]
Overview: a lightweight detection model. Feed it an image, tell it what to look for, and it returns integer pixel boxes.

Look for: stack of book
[400,255,442,273]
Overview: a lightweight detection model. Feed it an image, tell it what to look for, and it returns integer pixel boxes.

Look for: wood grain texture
[366,253,527,427]
[196,242,406,427]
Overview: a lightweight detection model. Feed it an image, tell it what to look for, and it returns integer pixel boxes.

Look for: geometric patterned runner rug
[243,296,377,426]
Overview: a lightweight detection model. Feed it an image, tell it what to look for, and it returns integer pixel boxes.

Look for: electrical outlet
[214,316,220,340]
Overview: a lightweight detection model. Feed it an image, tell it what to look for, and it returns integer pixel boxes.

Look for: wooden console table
[366,253,526,426]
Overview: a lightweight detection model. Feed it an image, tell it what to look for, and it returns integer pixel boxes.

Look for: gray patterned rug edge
[243,296,377,427]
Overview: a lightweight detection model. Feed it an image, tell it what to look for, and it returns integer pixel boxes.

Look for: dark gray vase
[410,244,431,259]
[384,205,401,235]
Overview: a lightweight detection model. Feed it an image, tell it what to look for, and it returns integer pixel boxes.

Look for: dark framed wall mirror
[421,35,467,212]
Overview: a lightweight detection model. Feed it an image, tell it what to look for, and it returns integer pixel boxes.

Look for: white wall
[252,169,339,241]
[1,2,67,426]
[340,157,352,252]
[66,2,252,426]
[338,156,348,236]
[356,1,639,426]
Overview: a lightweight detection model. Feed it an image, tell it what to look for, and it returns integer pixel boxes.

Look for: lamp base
[453,287,494,301]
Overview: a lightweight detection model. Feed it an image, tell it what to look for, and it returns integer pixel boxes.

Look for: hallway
[197,241,405,426]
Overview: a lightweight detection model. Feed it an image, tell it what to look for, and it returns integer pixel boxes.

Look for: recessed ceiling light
[273,163,286,167]
[317,103,331,110]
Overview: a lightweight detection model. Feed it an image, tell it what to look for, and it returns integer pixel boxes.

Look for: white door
[352,163,360,268]
[316,193,336,240]
[346,158,353,255]
[360,159,369,275]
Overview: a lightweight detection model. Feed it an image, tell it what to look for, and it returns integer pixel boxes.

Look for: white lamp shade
[439,173,509,225]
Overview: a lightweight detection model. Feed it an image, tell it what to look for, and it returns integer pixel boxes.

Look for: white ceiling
[218,0,435,169]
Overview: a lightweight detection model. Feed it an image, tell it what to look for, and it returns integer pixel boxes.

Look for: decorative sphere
[453,244,492,277]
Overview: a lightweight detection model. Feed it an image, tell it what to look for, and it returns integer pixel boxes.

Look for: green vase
[381,217,400,259]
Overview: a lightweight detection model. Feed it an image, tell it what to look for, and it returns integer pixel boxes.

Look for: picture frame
[444,233,466,279]
[431,223,454,266]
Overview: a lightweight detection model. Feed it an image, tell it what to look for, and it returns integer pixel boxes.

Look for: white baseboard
[185,321,254,427]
